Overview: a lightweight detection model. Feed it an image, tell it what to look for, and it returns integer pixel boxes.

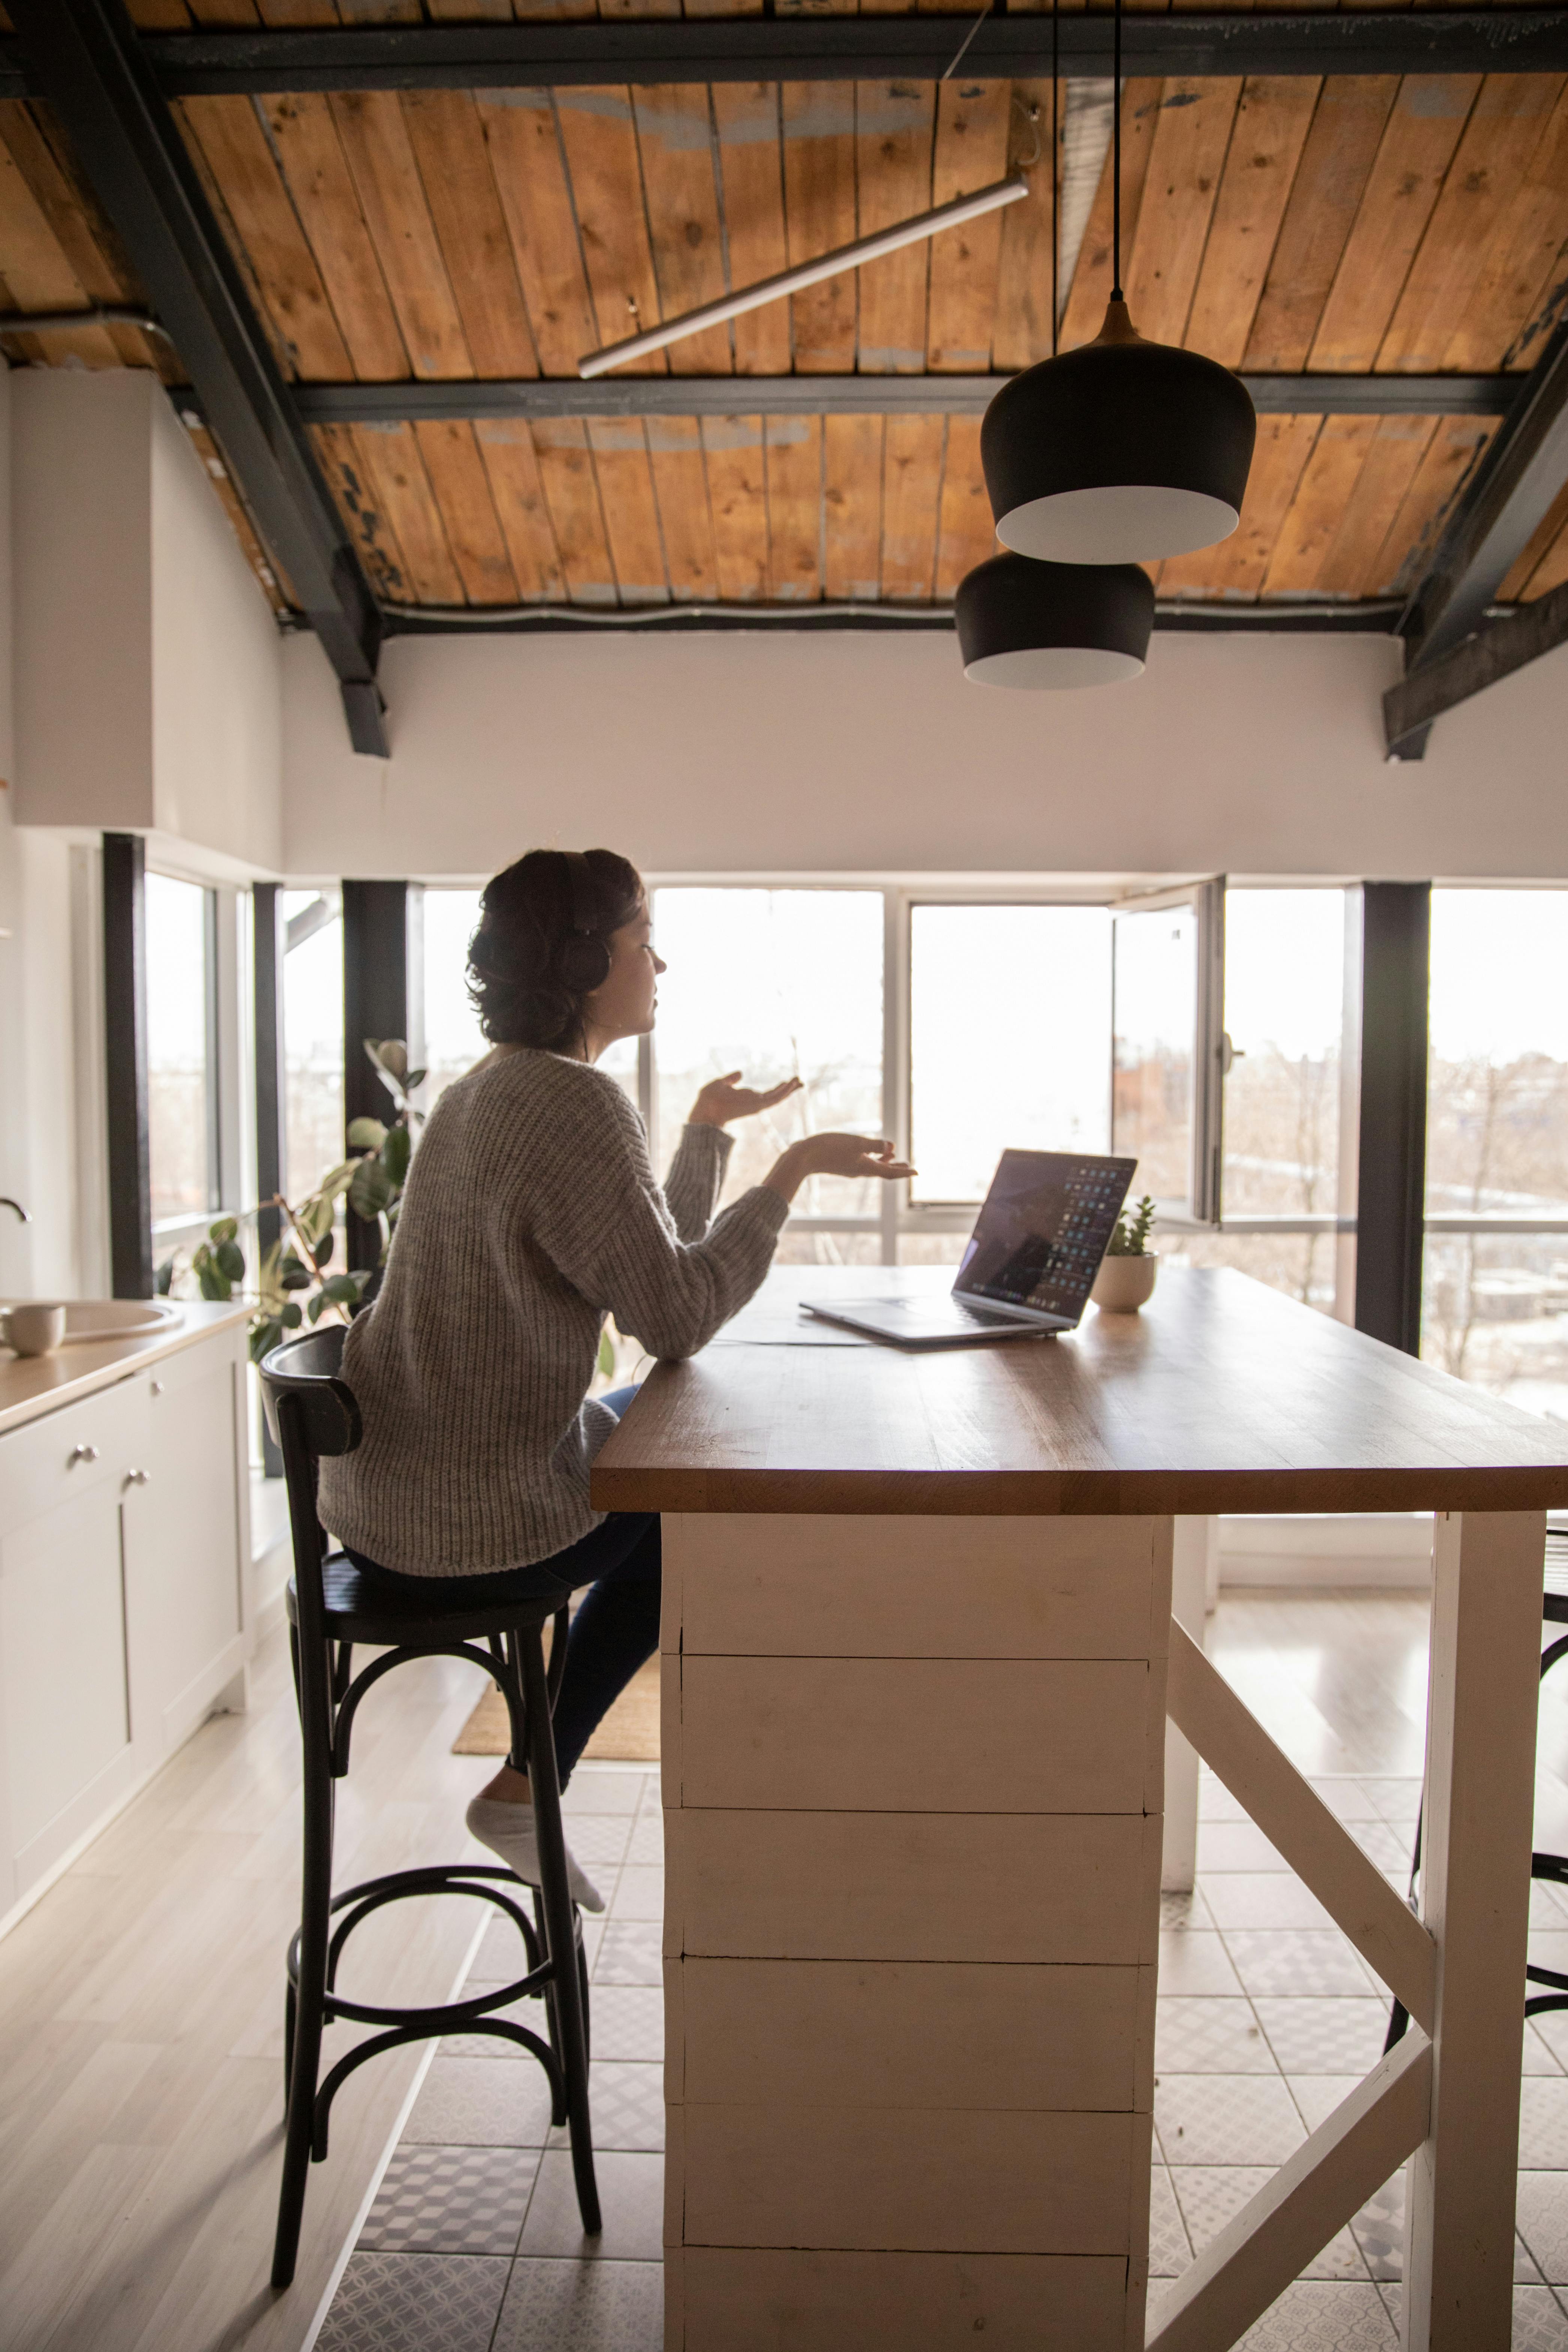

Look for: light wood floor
[6,1579,1567,2352]
[0,1571,499,2352]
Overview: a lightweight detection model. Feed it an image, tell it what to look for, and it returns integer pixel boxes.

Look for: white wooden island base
[661,1510,1171,2351]
[592,1266,1568,2352]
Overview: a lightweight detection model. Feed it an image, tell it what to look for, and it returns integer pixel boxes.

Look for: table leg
[661,1511,1172,2352]
[1402,1509,1544,2352]
[1162,1519,1214,1895]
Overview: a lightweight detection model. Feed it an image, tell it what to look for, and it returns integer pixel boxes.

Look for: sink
[1,1299,180,1344]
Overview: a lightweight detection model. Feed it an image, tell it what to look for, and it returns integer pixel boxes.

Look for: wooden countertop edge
[590,1464,1568,1516]
[0,1304,252,1437]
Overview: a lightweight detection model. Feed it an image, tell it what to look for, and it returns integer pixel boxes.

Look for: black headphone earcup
[559,935,612,993]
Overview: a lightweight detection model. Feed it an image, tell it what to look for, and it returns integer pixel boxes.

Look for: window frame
[145,865,247,1255]
[414,875,1368,1281]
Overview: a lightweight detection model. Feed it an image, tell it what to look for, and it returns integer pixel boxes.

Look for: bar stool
[1385,1516,1568,2051]
[260,1326,600,2289]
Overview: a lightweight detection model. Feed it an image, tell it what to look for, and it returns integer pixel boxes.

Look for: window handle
[67,1443,99,1468]
[123,1468,150,1489]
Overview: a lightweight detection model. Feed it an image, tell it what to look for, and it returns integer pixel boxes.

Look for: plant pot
[1091,1253,1158,1313]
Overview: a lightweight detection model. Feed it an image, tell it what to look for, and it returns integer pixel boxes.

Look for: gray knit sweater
[318,1047,789,1574]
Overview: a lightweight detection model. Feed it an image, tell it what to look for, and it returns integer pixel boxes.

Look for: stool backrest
[259,1326,363,1652]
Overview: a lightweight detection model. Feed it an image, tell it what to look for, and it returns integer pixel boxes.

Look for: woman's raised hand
[689,1071,804,1129]
[762,1133,916,1202]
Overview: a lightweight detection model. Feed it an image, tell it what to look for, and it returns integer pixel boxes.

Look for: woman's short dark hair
[467,848,644,1051]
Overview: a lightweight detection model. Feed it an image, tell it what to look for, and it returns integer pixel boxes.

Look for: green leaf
[381,1123,411,1186]
[155,1257,175,1296]
[279,1252,312,1292]
[347,1116,388,1151]
[196,1260,231,1301]
[209,1215,238,1244]
[404,1069,427,1092]
[597,1328,616,1380]
[313,1227,335,1269]
[348,1158,394,1220]
[249,1314,284,1363]
[216,1239,245,1282]
[306,1292,325,1325]
[281,1302,303,1329]
[317,1274,363,1308]
[366,1037,408,1081]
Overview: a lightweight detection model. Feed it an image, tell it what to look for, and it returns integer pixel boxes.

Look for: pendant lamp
[979,0,1256,565]
[956,551,1153,689]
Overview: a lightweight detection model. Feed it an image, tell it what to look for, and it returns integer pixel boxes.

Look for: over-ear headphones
[556,849,613,993]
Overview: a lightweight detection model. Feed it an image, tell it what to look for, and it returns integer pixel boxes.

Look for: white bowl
[1091,1255,1158,1313]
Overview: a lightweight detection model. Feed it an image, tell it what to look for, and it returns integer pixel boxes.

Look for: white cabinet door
[0,1481,135,1903]
[122,1338,246,1754]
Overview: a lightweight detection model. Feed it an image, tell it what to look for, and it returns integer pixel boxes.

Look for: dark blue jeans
[344,1386,660,1788]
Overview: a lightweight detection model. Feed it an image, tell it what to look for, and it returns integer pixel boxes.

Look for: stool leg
[273,1633,336,2289]
[520,1626,601,2237]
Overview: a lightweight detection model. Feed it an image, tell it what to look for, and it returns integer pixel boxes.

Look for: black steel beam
[1384,572,1568,754]
[342,881,408,1276]
[7,0,389,758]
[294,374,1519,426]
[1396,316,1568,691]
[383,599,1399,636]
[1354,883,1430,1358]
[253,881,284,1268]
[102,831,153,1303]
[5,12,1568,93]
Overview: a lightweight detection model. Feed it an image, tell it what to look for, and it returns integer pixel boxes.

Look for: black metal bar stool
[260,1326,600,2289]
[1386,1515,1568,2051]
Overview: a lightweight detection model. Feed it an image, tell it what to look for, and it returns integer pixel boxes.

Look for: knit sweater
[318,1047,789,1574]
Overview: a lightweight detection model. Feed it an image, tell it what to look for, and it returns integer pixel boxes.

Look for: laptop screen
[953,1150,1139,1321]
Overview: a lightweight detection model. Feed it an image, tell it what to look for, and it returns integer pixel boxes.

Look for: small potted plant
[1091,1193,1158,1312]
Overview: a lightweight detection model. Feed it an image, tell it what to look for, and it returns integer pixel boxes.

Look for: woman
[319,848,912,1910]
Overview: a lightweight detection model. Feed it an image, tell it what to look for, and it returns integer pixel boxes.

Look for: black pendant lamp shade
[956,550,1154,690]
[982,302,1257,565]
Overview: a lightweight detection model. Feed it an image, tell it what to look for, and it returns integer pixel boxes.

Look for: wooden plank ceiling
[0,1,1567,615]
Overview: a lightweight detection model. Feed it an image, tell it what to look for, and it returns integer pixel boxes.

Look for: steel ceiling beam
[7,0,389,757]
[293,374,1520,426]
[1387,316,1568,754]
[1384,574,1568,756]
[3,11,1568,95]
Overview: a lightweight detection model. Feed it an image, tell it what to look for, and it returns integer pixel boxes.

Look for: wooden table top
[591,1264,1568,1517]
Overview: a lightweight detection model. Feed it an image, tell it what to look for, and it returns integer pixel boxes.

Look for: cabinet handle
[67,1443,99,1468]
[149,1379,164,1397]
[123,1467,150,1489]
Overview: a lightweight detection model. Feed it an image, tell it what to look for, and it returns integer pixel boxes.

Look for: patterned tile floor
[312,1648,1568,2349]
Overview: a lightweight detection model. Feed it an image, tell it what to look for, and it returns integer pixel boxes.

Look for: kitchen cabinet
[0,1310,250,1924]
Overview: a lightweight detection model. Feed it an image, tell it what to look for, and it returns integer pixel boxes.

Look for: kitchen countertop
[0,1303,252,1437]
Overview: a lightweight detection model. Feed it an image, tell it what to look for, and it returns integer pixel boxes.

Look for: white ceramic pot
[1091,1254,1158,1313]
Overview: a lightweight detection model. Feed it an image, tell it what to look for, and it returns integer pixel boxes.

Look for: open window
[1110,880,1225,1225]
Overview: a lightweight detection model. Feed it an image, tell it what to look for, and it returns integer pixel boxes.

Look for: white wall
[13,369,281,872]
[283,623,1568,882]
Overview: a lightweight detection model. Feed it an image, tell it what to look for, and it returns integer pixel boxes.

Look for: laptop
[802,1150,1138,1348]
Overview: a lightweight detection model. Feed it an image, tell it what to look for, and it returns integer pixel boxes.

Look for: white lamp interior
[996,483,1241,565]
[963,645,1146,690]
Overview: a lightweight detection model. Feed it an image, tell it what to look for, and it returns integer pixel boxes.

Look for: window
[1156,889,1348,1316]
[1111,903,1196,1207]
[282,890,344,1205]
[910,904,1110,1202]
[1422,890,1568,1418]
[651,888,883,1235]
[146,872,218,1231]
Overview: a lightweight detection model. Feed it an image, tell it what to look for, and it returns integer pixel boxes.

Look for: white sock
[466,1795,605,1914]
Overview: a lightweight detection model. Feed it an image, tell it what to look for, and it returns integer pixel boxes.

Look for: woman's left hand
[689,1071,804,1129]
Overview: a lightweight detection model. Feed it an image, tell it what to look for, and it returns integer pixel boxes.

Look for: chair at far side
[1385,1518,1568,2053]
[259,1324,600,2290]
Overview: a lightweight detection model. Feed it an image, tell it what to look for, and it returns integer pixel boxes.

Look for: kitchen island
[594,1262,1568,2352]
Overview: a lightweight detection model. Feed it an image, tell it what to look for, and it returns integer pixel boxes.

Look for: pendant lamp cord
[1111,0,1123,302]
[941,0,994,81]
[1051,0,1059,353]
